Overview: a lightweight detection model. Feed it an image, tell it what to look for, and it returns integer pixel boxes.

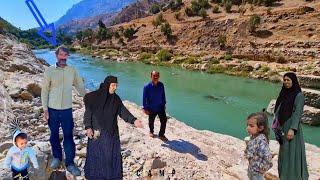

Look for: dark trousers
[48,108,75,166]
[149,110,167,136]
[12,168,29,180]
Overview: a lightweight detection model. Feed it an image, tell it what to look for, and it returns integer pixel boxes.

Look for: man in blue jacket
[143,71,168,141]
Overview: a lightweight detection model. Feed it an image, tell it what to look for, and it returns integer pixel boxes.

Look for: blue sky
[0,0,82,30]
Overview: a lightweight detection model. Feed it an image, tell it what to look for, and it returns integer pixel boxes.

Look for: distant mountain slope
[111,0,170,25]
[55,0,137,27]
[57,0,169,34]
[58,13,117,35]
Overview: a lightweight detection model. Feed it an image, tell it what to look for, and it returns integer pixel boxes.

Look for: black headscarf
[94,75,118,106]
[275,72,302,125]
[84,75,120,133]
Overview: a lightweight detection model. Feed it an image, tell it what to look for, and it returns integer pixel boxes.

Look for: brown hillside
[111,0,319,63]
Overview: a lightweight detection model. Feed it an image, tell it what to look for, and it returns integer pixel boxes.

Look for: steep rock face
[298,75,320,90]
[0,34,48,74]
[58,13,117,35]
[58,0,170,34]
[0,71,14,144]
[112,0,170,25]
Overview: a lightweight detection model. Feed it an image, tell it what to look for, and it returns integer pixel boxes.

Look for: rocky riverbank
[74,46,320,83]
[1,34,320,179]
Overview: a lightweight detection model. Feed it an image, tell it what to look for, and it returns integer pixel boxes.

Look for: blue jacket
[3,130,39,171]
[143,81,166,113]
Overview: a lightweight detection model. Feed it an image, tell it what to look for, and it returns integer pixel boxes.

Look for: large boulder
[303,88,320,109]
[302,106,320,126]
[8,87,21,98]
[20,90,33,101]
[27,83,42,97]
[298,75,320,90]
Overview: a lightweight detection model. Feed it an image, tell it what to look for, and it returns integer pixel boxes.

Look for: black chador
[83,76,136,180]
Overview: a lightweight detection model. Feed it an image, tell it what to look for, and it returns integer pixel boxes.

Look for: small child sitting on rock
[3,119,39,180]
[244,112,273,180]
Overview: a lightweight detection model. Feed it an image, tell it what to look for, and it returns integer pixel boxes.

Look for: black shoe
[159,135,168,142]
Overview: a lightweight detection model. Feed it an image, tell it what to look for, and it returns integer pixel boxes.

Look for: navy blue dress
[84,131,123,180]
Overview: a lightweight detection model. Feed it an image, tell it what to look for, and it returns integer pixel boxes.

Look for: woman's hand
[287,129,295,140]
[86,128,94,139]
[134,119,143,128]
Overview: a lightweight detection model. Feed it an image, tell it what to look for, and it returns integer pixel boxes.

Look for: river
[34,49,319,147]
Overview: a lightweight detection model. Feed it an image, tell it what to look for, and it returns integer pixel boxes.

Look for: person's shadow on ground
[161,139,208,161]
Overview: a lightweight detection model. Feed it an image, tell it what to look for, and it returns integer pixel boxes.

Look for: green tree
[161,22,172,39]
[169,0,184,10]
[114,31,120,39]
[198,0,210,9]
[156,49,172,61]
[83,28,94,42]
[97,28,113,42]
[76,31,83,41]
[185,7,195,16]
[98,20,106,29]
[211,0,222,3]
[245,0,275,7]
[263,0,275,7]
[118,37,125,45]
[0,21,5,34]
[57,29,72,45]
[248,14,261,33]
[218,34,226,48]
[150,3,161,14]
[199,8,208,18]
[152,13,166,28]
[212,5,220,13]
[123,27,136,40]
[225,0,232,13]
[191,0,201,13]
[232,0,242,5]
[174,12,181,20]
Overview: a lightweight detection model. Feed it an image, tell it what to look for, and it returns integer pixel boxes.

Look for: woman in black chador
[83,75,142,180]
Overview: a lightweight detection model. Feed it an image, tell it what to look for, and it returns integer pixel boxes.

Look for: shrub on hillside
[156,49,172,61]
[152,13,166,28]
[168,0,184,11]
[199,8,208,18]
[224,0,232,13]
[186,0,211,17]
[185,7,195,16]
[161,22,172,39]
[224,54,232,61]
[150,3,161,14]
[267,7,272,15]
[211,0,222,3]
[139,52,153,60]
[248,14,261,33]
[174,12,181,20]
[218,35,226,48]
[212,5,220,13]
[123,28,136,39]
[245,0,275,7]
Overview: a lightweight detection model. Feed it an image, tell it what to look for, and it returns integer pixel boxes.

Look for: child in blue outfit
[3,128,39,180]
[244,112,273,180]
